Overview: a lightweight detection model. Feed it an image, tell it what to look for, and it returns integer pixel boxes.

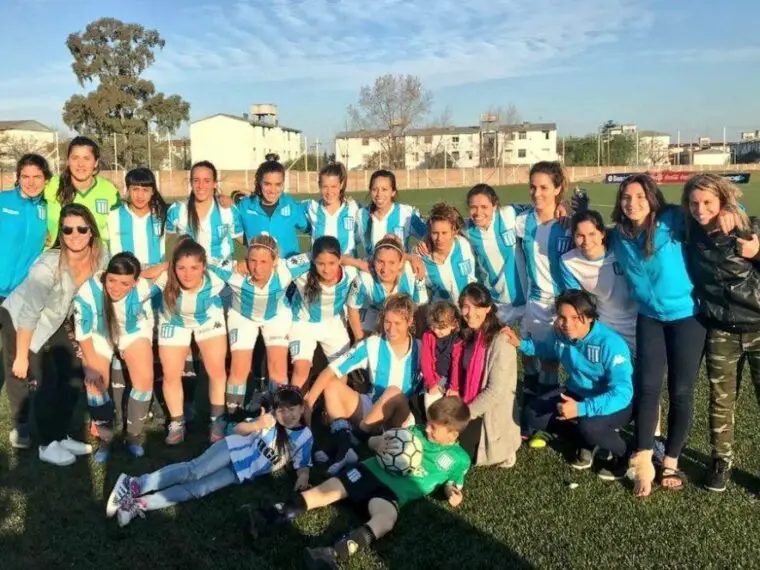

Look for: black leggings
[634,313,706,458]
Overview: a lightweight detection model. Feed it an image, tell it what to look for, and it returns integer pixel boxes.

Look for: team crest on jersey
[346,468,362,483]
[229,328,238,345]
[159,324,175,339]
[217,224,230,238]
[458,260,473,275]
[343,217,355,231]
[290,340,301,356]
[436,453,454,470]
[95,199,109,215]
[152,220,163,236]
[501,229,517,246]
[586,344,601,363]
[37,205,46,220]
[393,225,405,239]
[612,261,623,276]
[556,237,572,253]
[281,205,291,217]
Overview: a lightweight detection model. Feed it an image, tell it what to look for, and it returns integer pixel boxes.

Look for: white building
[190,105,302,171]
[735,130,760,160]
[0,120,56,166]
[335,122,558,170]
[691,148,731,166]
[637,130,671,166]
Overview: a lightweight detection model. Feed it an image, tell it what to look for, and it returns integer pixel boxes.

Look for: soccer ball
[376,428,424,476]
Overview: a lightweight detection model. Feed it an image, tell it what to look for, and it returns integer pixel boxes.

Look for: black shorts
[338,464,399,510]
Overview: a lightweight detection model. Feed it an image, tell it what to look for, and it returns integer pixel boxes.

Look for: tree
[62,18,190,169]
[562,135,599,166]
[421,150,457,169]
[638,135,670,166]
[348,74,433,169]
[0,133,57,169]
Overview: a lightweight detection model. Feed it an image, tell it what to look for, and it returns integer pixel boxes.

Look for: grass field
[2,182,760,570]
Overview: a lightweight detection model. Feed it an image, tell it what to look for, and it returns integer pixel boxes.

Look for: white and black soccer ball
[376,428,424,476]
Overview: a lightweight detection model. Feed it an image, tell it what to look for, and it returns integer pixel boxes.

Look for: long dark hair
[253,155,285,200]
[529,161,568,206]
[366,169,397,247]
[125,167,168,236]
[458,283,501,345]
[611,173,667,258]
[271,387,305,457]
[57,136,100,205]
[570,209,607,248]
[466,183,499,208]
[164,236,207,314]
[188,161,219,236]
[53,203,104,275]
[16,153,52,187]
[319,161,348,203]
[101,252,141,346]
[304,236,342,304]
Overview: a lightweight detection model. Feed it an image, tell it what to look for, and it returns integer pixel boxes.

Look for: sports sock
[334,525,376,560]
[226,383,246,413]
[126,389,152,444]
[330,419,353,461]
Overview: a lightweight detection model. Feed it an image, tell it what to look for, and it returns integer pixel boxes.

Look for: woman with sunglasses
[0,204,108,465]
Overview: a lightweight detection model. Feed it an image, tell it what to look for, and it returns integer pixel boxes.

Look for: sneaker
[38,441,76,466]
[598,456,628,481]
[165,421,185,446]
[209,416,228,443]
[93,441,110,464]
[705,459,731,493]
[9,425,31,449]
[303,547,340,570]
[126,442,145,458]
[528,431,552,449]
[59,436,93,456]
[106,473,133,517]
[570,447,598,471]
[327,448,358,476]
[117,495,145,528]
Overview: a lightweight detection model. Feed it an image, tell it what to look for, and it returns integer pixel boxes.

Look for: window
[362,138,369,146]
[518,149,527,158]
[543,131,550,140]
[510,132,517,140]
[518,132,527,140]
[467,151,473,160]
[452,151,460,161]
[413,152,419,162]
[424,135,433,144]
[451,136,459,143]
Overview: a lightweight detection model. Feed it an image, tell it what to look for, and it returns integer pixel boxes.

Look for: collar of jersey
[74,176,100,198]
[15,185,45,204]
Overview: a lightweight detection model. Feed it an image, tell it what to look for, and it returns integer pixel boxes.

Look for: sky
[2,0,760,148]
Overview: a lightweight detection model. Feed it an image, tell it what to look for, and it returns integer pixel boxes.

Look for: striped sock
[126,389,152,444]
[226,383,246,412]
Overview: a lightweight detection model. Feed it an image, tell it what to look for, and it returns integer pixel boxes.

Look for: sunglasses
[62,225,91,235]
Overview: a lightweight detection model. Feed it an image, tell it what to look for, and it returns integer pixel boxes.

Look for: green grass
[3,183,760,570]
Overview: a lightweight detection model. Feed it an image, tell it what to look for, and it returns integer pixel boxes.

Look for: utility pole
[314,138,321,171]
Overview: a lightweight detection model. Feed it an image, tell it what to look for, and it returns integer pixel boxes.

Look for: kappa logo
[2,208,19,215]
[95,199,109,215]
[586,344,601,363]
[557,237,572,253]
[612,354,627,366]
[501,229,517,246]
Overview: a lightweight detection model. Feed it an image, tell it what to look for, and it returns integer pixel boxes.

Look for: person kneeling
[239,396,471,570]
[503,289,634,480]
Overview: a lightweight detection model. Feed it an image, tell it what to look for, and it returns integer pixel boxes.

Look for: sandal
[658,467,686,491]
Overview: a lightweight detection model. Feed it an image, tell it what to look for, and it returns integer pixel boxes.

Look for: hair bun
[265,153,280,163]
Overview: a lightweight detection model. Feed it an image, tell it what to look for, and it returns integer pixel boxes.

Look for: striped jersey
[291,266,358,323]
[515,209,572,304]
[73,275,158,342]
[560,249,638,352]
[166,200,243,265]
[226,421,313,482]
[466,205,527,309]
[108,204,166,267]
[153,271,226,328]
[355,202,427,254]
[330,335,421,403]
[305,198,361,256]
[422,236,477,305]
[209,254,311,322]
[347,262,428,313]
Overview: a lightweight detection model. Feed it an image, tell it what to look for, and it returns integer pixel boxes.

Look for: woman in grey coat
[451,283,521,468]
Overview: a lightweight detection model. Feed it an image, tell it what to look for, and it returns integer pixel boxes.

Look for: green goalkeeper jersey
[44,175,120,244]
[364,425,471,507]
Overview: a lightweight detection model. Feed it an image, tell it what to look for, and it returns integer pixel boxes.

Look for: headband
[375,242,404,255]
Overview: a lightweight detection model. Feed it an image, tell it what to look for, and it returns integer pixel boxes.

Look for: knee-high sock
[87,387,114,442]
[226,383,246,413]
[126,389,153,444]
[110,359,127,431]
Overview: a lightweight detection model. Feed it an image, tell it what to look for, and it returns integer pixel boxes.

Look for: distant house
[0,120,56,166]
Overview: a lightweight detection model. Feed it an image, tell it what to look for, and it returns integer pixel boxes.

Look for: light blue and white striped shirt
[108,204,166,267]
[347,262,428,314]
[166,200,243,265]
[355,202,427,255]
[305,198,361,256]
[330,335,421,403]
[291,266,358,323]
[227,422,313,482]
[422,236,477,305]
[153,271,226,328]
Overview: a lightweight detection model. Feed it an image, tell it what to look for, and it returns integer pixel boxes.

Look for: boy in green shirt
[238,396,471,570]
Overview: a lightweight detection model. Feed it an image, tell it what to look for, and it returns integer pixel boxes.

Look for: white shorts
[91,325,153,361]
[156,317,227,348]
[227,309,291,351]
[288,317,351,363]
[521,300,555,343]
[496,303,525,326]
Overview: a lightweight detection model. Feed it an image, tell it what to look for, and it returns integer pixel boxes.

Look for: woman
[346,234,428,340]
[504,289,634,479]
[681,174,760,492]
[0,154,50,302]
[560,210,638,352]
[306,293,421,475]
[355,170,427,255]
[0,203,107,463]
[44,136,119,245]
[289,236,357,389]
[305,162,361,257]
[166,161,244,267]
[154,237,228,445]
[610,173,737,496]
[449,283,520,467]
[419,203,476,305]
[73,253,158,461]
[238,156,309,258]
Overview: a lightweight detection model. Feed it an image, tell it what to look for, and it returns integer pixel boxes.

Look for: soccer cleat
[92,441,111,464]
[59,436,93,456]
[705,459,731,493]
[303,547,340,570]
[327,448,359,476]
[107,473,134,517]
[165,421,185,446]
[528,431,552,449]
[597,456,628,481]
[116,495,145,527]
[9,425,31,450]
[570,447,598,470]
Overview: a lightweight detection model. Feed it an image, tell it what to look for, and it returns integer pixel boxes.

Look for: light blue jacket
[237,194,308,258]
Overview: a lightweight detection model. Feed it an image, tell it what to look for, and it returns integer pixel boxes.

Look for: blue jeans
[136,439,239,511]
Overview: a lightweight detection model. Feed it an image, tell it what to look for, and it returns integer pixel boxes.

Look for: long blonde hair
[682,174,749,235]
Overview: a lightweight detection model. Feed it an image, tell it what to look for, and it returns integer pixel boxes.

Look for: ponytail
[58,136,100,205]
[319,161,348,203]
[253,155,285,199]
[529,161,569,205]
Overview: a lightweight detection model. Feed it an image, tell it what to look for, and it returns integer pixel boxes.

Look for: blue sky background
[2,0,759,146]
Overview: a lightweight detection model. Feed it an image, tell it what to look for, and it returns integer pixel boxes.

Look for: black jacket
[685,216,760,333]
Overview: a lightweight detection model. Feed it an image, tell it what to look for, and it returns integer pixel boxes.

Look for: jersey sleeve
[514,212,528,239]
[347,274,367,309]
[284,253,312,280]
[73,293,95,341]
[560,256,583,291]
[413,275,429,306]
[329,338,370,377]
[447,452,471,490]
[576,339,634,418]
[207,263,234,283]
[289,427,314,471]
[165,202,181,234]
[460,237,478,284]
[295,199,310,232]
[518,334,558,359]
[231,205,244,239]
[409,207,427,240]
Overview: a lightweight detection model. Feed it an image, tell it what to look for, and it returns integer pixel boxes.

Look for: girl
[73,253,158,461]
[0,154,50,301]
[237,156,309,258]
[108,387,313,528]
[305,162,361,257]
[44,136,119,244]
[503,289,634,479]
[610,173,737,496]
[207,235,311,439]
[166,161,244,267]
[419,203,476,305]
[154,237,229,445]
[681,174,760,492]
[306,294,421,475]
[289,236,357,389]
[346,234,428,340]
[355,170,427,255]
[560,210,638,352]
[1,204,108,463]
[421,301,461,410]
